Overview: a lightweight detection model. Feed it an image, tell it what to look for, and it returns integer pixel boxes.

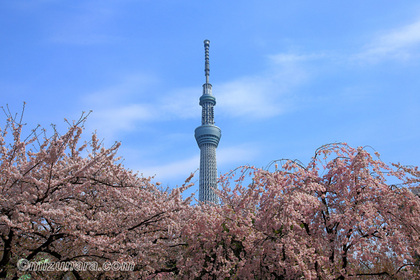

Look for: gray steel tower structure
[195,40,221,204]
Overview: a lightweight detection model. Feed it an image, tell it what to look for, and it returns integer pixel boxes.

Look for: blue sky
[1,1,420,196]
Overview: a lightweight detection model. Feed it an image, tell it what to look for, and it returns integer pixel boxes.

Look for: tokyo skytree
[194,40,221,204]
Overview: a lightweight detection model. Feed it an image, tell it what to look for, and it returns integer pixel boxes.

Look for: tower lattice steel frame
[195,40,221,204]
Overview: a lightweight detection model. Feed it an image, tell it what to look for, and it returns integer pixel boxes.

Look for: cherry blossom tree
[0,110,192,280]
[174,143,420,279]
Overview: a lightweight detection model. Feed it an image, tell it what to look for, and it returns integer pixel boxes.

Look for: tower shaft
[199,144,218,202]
[195,40,221,204]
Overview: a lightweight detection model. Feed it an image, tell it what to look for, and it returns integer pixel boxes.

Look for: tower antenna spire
[204,39,210,84]
[195,39,221,204]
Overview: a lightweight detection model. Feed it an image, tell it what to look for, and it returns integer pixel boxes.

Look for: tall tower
[195,39,221,204]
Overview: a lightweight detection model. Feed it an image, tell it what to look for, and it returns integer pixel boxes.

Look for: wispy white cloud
[356,18,420,62]
[217,77,284,118]
[217,144,260,167]
[159,87,200,120]
[93,104,155,130]
[135,144,259,183]
[137,155,200,183]
[82,73,160,139]
[85,87,199,138]
[83,73,158,105]
[216,54,311,119]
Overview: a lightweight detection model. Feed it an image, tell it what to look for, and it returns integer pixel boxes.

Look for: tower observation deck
[195,40,221,204]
